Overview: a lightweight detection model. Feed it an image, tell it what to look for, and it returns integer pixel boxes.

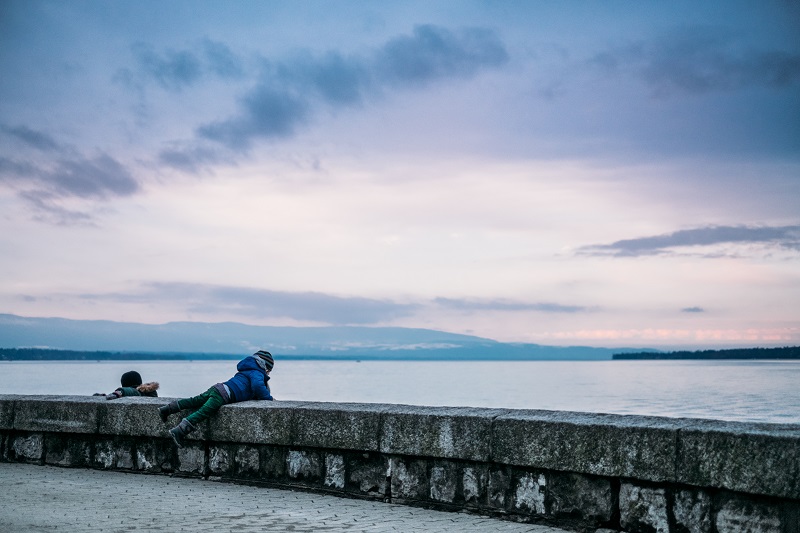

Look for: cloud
[579,225,800,257]
[434,297,587,313]
[1,125,61,152]
[157,145,225,173]
[117,39,244,95]
[682,307,705,313]
[591,27,800,96]
[202,39,244,79]
[376,25,509,86]
[84,282,419,325]
[197,87,310,149]
[0,149,140,223]
[0,152,138,199]
[17,190,95,226]
[196,24,508,151]
[131,43,203,90]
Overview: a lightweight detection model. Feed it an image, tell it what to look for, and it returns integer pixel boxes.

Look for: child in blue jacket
[158,350,274,447]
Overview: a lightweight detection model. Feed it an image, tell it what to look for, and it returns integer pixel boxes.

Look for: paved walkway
[0,463,569,532]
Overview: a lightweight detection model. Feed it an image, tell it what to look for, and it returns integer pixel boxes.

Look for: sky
[1,1,799,349]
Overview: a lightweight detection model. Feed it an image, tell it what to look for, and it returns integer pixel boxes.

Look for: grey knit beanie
[254,350,274,371]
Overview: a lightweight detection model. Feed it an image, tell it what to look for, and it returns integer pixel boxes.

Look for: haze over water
[2,359,798,424]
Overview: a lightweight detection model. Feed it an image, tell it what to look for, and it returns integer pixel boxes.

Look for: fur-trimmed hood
[136,382,159,394]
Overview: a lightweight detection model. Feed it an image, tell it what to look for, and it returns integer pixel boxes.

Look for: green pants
[177,386,225,426]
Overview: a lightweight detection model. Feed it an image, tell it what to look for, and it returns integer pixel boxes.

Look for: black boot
[169,418,196,448]
[158,401,181,423]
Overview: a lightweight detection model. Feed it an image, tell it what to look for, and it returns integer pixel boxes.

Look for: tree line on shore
[613,346,800,360]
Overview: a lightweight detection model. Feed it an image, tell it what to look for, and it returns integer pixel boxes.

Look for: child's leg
[176,388,214,411]
[183,387,225,426]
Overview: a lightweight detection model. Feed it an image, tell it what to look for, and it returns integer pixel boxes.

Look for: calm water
[1,360,798,424]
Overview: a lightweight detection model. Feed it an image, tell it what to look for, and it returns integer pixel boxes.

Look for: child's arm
[251,372,273,401]
[105,388,124,400]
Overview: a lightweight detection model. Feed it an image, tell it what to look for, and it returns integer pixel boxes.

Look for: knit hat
[120,371,143,388]
[254,350,274,371]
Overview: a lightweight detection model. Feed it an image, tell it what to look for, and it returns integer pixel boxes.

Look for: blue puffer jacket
[223,356,273,402]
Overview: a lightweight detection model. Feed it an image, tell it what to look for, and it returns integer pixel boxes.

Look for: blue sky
[1,1,798,348]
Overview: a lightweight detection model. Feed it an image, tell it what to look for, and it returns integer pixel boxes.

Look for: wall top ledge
[2,394,798,435]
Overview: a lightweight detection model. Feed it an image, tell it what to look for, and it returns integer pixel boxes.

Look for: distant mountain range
[0,313,644,360]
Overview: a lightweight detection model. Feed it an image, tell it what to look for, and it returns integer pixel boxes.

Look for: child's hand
[105,390,123,400]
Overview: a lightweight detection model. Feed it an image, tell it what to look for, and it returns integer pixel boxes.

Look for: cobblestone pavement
[0,463,569,532]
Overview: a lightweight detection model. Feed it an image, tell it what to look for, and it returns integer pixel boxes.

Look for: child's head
[254,350,274,372]
[120,370,143,388]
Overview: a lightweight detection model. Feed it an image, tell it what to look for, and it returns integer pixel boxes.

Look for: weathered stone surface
[324,453,345,489]
[260,445,286,480]
[135,439,174,473]
[493,410,680,482]
[207,400,299,445]
[488,467,510,509]
[347,454,388,497]
[429,461,458,503]
[513,472,546,515]
[286,449,321,481]
[715,497,782,533]
[673,489,711,533]
[389,456,428,501]
[44,435,91,467]
[548,472,613,524]
[94,438,134,469]
[234,445,260,477]
[99,396,167,437]
[462,465,487,506]
[208,445,232,475]
[0,395,20,429]
[381,405,507,461]
[177,442,205,475]
[11,433,44,462]
[14,396,100,434]
[293,402,381,451]
[619,483,669,533]
[677,419,800,499]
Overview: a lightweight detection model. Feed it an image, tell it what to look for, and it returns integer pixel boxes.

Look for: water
[1,359,798,424]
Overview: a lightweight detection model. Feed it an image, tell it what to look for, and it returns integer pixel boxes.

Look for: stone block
[548,472,613,524]
[348,453,388,497]
[715,497,782,533]
[94,438,135,469]
[260,445,287,480]
[488,467,510,509]
[619,482,669,533]
[11,433,44,462]
[14,395,100,434]
[208,445,233,475]
[493,410,681,482]
[207,401,299,445]
[324,453,345,489]
[513,472,546,515]
[135,439,174,473]
[462,465,488,506]
[234,445,260,477]
[44,434,91,467]
[677,419,800,499]
[389,456,428,501]
[293,402,381,451]
[0,395,21,429]
[99,396,167,437]
[286,449,322,482]
[177,442,206,475]
[381,405,506,461]
[673,489,712,533]
[429,461,458,503]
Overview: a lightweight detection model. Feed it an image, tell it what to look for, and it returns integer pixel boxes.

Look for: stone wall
[0,394,798,532]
